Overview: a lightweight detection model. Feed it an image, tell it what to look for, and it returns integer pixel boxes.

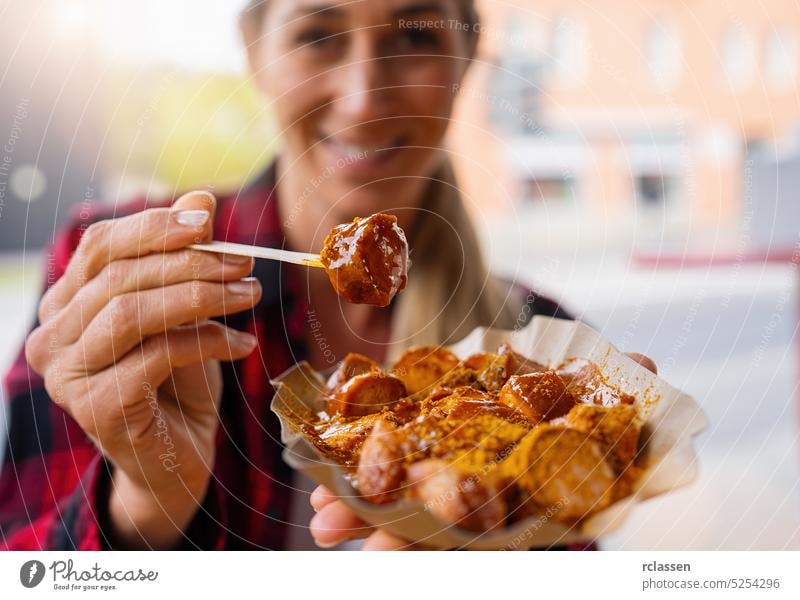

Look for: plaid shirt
[1,164,585,550]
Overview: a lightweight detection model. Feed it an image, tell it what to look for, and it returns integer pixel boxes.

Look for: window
[521,176,576,206]
[488,14,544,135]
[646,20,682,90]
[549,16,589,86]
[488,57,543,135]
[635,174,678,208]
[765,28,798,92]
[10,164,47,203]
[722,25,757,91]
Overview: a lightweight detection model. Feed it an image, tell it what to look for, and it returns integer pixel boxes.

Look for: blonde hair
[242,0,480,34]
[387,157,522,360]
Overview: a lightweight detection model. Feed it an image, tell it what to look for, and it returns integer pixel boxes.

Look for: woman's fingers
[38,250,253,349]
[310,485,339,512]
[308,489,416,550]
[133,321,257,390]
[361,529,416,551]
[40,192,216,323]
[625,352,658,374]
[64,321,256,442]
[309,499,375,547]
[170,189,216,243]
[65,277,262,373]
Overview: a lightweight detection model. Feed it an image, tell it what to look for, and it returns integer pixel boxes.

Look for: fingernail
[176,190,215,204]
[226,277,259,295]
[175,210,210,227]
[229,329,257,349]
[216,252,252,266]
[308,515,339,548]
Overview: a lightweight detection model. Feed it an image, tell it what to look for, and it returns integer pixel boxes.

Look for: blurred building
[0,0,104,251]
[452,0,800,252]
[0,0,268,252]
[3,0,798,254]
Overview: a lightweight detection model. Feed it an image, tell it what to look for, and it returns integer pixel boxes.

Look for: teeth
[330,138,397,156]
[345,144,371,155]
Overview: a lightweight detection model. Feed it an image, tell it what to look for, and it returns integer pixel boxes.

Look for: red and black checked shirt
[0,164,582,550]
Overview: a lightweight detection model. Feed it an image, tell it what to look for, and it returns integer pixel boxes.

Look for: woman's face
[247,0,475,216]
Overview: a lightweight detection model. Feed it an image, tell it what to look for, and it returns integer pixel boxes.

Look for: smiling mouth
[321,134,407,161]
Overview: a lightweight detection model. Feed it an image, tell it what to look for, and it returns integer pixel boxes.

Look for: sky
[51,0,250,73]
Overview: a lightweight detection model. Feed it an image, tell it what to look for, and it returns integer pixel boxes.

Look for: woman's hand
[309,486,414,550]
[24,191,262,549]
[309,352,658,550]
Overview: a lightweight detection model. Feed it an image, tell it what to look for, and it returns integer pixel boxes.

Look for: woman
[1,0,654,550]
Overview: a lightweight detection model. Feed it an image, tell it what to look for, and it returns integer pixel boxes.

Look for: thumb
[625,352,658,375]
[172,190,217,243]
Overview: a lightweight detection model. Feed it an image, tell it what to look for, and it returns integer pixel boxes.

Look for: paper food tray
[270,316,708,550]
